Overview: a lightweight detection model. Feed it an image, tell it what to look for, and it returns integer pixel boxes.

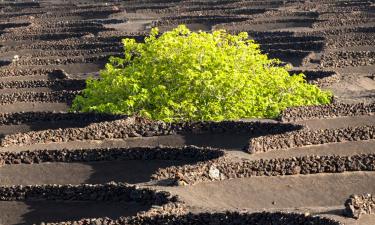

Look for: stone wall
[279,103,375,122]
[154,154,375,185]
[0,146,224,165]
[0,90,80,104]
[0,182,176,205]
[43,211,342,225]
[247,125,375,153]
[0,116,301,147]
[0,111,126,125]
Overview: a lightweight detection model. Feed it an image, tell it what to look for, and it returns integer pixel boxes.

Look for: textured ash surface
[0,0,375,225]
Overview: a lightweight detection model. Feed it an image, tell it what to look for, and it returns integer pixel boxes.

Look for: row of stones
[261,41,323,51]
[2,26,114,37]
[312,17,373,29]
[303,26,374,37]
[325,33,375,49]
[321,51,375,67]
[248,125,375,153]
[0,79,85,90]
[10,53,121,66]
[18,46,122,58]
[0,32,91,42]
[44,212,342,225]
[1,7,119,21]
[154,153,375,185]
[0,112,126,125]
[153,15,249,26]
[279,102,375,122]
[3,145,375,187]
[0,115,300,147]
[1,40,121,52]
[0,182,175,205]
[0,68,67,78]
[0,146,223,165]
[0,90,80,105]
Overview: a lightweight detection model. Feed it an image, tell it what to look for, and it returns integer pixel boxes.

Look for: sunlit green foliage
[71,25,332,122]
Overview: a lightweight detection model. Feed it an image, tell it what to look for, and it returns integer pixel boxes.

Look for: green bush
[71,25,332,122]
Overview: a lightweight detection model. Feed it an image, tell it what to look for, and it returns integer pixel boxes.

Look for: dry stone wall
[0,116,302,147]
[247,125,375,153]
[154,153,375,185]
[279,103,375,122]
[0,182,176,205]
[42,211,342,225]
[0,146,224,165]
[0,90,80,105]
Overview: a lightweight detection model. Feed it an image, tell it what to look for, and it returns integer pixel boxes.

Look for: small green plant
[71,25,332,122]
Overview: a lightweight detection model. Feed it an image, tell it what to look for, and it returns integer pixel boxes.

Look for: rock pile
[345,193,375,219]
[279,102,375,122]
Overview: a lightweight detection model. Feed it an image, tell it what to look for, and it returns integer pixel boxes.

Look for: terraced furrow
[0,0,374,224]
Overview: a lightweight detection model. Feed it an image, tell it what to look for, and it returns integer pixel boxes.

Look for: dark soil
[0,0,374,224]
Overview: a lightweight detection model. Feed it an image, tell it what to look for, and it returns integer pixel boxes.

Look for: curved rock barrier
[288,70,339,87]
[312,18,372,29]
[0,79,85,90]
[255,35,324,44]
[0,112,126,125]
[0,68,68,78]
[126,212,342,225]
[261,41,324,51]
[279,103,375,122]
[5,145,373,186]
[0,116,301,147]
[321,51,375,67]
[247,125,375,153]
[345,193,375,219]
[44,211,342,225]
[153,15,249,27]
[154,153,375,185]
[0,146,224,165]
[2,41,121,52]
[0,182,176,204]
[325,33,375,49]
[0,90,80,105]
[12,53,121,66]
[0,117,167,147]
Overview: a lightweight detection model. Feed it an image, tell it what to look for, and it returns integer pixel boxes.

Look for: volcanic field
[0,0,374,224]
